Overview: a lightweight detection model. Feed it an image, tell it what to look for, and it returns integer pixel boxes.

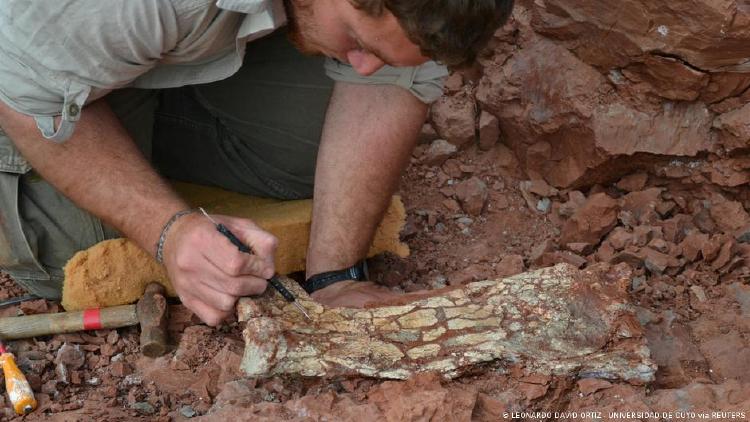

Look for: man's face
[285,0,430,76]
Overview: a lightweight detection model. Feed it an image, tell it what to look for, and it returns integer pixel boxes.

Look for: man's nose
[346,50,386,76]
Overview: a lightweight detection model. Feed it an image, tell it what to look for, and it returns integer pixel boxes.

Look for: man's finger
[203,224,276,279]
[212,274,268,297]
[188,281,239,313]
[181,293,232,327]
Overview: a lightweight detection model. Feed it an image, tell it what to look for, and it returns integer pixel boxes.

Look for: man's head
[284,0,514,76]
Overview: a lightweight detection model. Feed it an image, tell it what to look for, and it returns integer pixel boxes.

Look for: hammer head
[136,282,169,357]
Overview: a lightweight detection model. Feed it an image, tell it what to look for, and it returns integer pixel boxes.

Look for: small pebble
[131,401,156,415]
[180,405,197,418]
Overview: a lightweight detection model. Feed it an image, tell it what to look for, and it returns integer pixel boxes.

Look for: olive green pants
[0,30,334,299]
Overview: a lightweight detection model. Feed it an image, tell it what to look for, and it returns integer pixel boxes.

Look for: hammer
[0,282,169,358]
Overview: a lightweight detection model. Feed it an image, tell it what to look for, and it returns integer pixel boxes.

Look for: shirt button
[68,103,80,117]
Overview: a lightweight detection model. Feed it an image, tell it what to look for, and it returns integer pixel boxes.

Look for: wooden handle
[1,352,37,415]
[0,305,138,340]
[137,283,169,357]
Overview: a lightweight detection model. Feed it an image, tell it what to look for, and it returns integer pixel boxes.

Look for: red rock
[560,193,619,245]
[518,382,548,401]
[454,177,489,216]
[577,378,613,395]
[481,43,712,187]
[641,247,680,275]
[545,251,588,268]
[735,223,750,243]
[707,157,750,188]
[658,214,694,244]
[655,201,676,219]
[692,207,717,233]
[701,234,726,262]
[70,370,82,385]
[607,227,634,251]
[530,239,557,266]
[422,139,458,166]
[19,299,48,315]
[492,144,518,170]
[521,373,551,385]
[558,191,587,218]
[621,55,709,101]
[417,123,439,145]
[620,188,663,225]
[696,332,750,384]
[473,393,519,422]
[680,232,708,261]
[430,91,476,147]
[616,173,649,192]
[713,103,750,152]
[496,254,525,277]
[443,72,464,93]
[709,198,750,234]
[647,238,670,254]
[441,159,463,178]
[55,343,85,370]
[111,362,132,378]
[632,225,659,247]
[448,264,491,286]
[478,111,500,151]
[566,242,593,255]
[442,198,461,213]
[459,164,477,174]
[368,373,477,422]
[526,179,558,197]
[106,330,120,345]
[645,317,710,389]
[595,241,616,263]
[711,239,736,271]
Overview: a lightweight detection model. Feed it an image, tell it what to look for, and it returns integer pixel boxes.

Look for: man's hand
[0,99,280,327]
[162,213,278,326]
[311,280,402,308]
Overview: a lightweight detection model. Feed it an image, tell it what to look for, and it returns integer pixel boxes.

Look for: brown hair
[350,0,514,66]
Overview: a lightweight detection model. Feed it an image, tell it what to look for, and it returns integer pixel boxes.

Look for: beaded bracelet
[155,209,198,263]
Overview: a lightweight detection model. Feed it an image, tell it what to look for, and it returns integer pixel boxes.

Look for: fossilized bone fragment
[238,264,655,382]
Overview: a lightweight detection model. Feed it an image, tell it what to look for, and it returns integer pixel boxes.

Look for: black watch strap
[303,260,369,294]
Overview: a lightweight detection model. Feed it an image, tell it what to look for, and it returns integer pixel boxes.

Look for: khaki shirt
[0,0,447,170]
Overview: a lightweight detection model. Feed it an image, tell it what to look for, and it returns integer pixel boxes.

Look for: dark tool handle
[217,224,252,253]
[268,276,296,303]
[215,224,296,303]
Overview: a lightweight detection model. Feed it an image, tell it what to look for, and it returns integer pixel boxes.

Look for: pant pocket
[0,170,58,298]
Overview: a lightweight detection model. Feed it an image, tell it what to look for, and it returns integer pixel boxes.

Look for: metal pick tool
[198,208,311,320]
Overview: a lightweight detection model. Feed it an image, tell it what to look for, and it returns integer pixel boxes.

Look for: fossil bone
[238,263,655,382]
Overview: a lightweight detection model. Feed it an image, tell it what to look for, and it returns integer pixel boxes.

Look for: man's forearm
[0,99,187,255]
[306,82,428,277]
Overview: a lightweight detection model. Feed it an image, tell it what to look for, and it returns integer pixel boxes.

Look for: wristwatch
[303,260,369,294]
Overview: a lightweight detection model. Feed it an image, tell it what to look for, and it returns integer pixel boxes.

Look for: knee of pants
[0,170,119,299]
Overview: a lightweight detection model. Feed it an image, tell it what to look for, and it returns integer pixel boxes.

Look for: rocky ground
[1,127,749,420]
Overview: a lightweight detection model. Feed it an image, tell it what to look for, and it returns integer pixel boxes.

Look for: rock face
[436,0,750,189]
[237,264,655,383]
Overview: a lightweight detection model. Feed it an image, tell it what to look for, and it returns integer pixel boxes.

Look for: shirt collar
[216,0,287,40]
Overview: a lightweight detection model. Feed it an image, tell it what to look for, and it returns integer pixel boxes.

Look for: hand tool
[198,208,311,320]
[0,283,170,357]
[0,340,37,415]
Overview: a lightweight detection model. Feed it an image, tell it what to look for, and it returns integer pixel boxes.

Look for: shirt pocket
[0,127,31,174]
